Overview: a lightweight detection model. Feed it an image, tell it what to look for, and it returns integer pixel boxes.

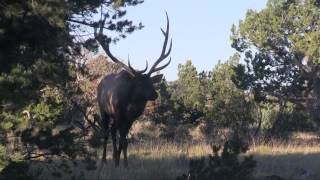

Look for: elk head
[95,13,172,102]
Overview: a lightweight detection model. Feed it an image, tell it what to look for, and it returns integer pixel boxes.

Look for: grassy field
[251,145,320,179]
[30,135,320,180]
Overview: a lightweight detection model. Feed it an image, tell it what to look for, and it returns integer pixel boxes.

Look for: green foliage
[0,1,78,163]
[177,133,256,180]
[176,60,207,111]
[147,57,258,140]
[0,0,144,176]
[0,161,34,180]
[207,55,258,132]
[141,56,261,143]
[231,0,320,121]
[23,86,64,128]
[260,103,278,131]
[168,60,210,124]
[263,102,317,136]
[147,63,208,128]
[0,145,23,170]
[150,79,177,124]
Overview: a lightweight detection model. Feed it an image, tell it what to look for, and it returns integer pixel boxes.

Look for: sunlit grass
[30,137,320,180]
[249,144,320,179]
[250,144,320,155]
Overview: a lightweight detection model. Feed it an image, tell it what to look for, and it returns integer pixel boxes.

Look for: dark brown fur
[96,13,172,167]
[97,71,163,167]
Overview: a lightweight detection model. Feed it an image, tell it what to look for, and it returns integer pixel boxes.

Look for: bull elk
[96,13,172,167]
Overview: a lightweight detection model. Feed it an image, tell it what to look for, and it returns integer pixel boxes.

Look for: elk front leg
[119,135,128,168]
[119,126,130,168]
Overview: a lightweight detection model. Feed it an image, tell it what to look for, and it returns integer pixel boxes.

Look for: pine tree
[231,0,320,121]
[0,0,143,171]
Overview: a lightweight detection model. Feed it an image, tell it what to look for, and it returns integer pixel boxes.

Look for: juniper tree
[0,0,143,169]
[231,0,320,122]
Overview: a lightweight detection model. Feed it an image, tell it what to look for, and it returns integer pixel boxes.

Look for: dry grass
[32,142,211,180]
[250,144,320,179]
[30,136,320,180]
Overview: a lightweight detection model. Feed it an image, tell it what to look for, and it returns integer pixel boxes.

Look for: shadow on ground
[253,153,320,179]
[1,150,320,180]
[1,154,189,180]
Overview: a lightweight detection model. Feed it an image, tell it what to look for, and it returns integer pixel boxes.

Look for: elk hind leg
[111,125,119,167]
[101,130,109,163]
[100,112,109,162]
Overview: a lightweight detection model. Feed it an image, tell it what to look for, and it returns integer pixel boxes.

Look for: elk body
[96,14,172,167]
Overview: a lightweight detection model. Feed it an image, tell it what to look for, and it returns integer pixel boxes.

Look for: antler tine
[128,59,148,74]
[152,57,171,73]
[148,12,172,76]
[94,13,135,76]
[138,61,149,73]
[99,42,135,76]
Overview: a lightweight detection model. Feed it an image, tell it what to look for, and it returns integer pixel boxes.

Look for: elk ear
[151,74,163,83]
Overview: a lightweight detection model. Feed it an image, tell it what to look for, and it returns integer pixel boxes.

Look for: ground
[29,133,320,180]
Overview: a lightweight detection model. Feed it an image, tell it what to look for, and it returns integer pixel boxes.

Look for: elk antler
[128,58,148,74]
[148,12,172,76]
[94,14,147,76]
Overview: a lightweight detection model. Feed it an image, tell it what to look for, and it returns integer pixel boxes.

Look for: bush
[177,133,256,180]
[262,102,317,140]
[0,161,34,180]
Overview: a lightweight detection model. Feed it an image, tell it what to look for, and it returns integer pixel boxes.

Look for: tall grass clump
[177,133,256,180]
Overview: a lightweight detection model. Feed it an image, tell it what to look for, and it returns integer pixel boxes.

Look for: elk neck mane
[116,70,149,104]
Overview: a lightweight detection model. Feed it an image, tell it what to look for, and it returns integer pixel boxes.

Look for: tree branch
[70,99,102,132]
[67,18,100,29]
